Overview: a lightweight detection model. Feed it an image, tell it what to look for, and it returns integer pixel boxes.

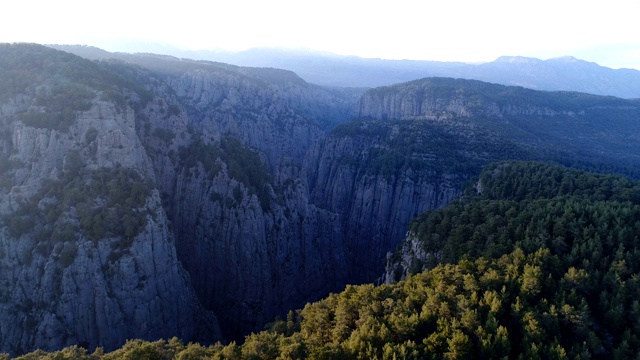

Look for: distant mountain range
[48,45,640,98]
[206,49,640,98]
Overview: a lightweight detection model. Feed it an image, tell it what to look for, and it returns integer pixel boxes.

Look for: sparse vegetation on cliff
[2,166,152,244]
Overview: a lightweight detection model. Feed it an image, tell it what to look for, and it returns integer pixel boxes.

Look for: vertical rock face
[305,126,465,283]
[0,194,217,355]
[168,166,347,339]
[113,53,360,165]
[0,46,220,355]
[137,61,551,339]
[305,77,571,283]
[354,78,498,121]
[166,68,323,164]
[130,59,352,339]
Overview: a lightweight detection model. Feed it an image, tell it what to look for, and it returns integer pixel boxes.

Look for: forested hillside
[15,161,640,359]
[385,161,640,279]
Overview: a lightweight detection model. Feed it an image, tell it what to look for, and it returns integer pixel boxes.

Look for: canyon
[1,44,640,355]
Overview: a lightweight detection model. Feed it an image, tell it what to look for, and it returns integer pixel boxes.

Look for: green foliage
[20,162,640,360]
[17,83,94,131]
[16,339,241,360]
[2,166,152,245]
[330,119,532,182]
[13,345,94,360]
[0,44,155,130]
[63,150,84,180]
[475,161,640,202]
[84,127,99,145]
[100,339,175,360]
[210,241,637,358]
[0,44,97,111]
[76,168,152,242]
[178,139,222,178]
[405,161,640,267]
[152,128,176,143]
[57,242,78,268]
[21,162,640,359]
[25,247,634,358]
[11,45,640,360]
[389,161,640,356]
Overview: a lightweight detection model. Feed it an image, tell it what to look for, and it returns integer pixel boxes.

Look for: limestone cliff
[354,77,589,121]
[0,45,219,355]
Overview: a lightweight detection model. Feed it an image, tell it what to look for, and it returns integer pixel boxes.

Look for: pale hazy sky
[2,0,639,69]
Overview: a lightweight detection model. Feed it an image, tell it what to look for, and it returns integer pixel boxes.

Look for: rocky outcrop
[354,78,558,121]
[0,193,217,355]
[380,231,433,284]
[0,50,220,355]
[327,81,531,284]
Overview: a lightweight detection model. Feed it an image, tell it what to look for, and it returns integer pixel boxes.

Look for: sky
[2,0,640,69]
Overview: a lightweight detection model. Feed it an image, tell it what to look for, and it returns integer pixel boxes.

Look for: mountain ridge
[48,44,640,98]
